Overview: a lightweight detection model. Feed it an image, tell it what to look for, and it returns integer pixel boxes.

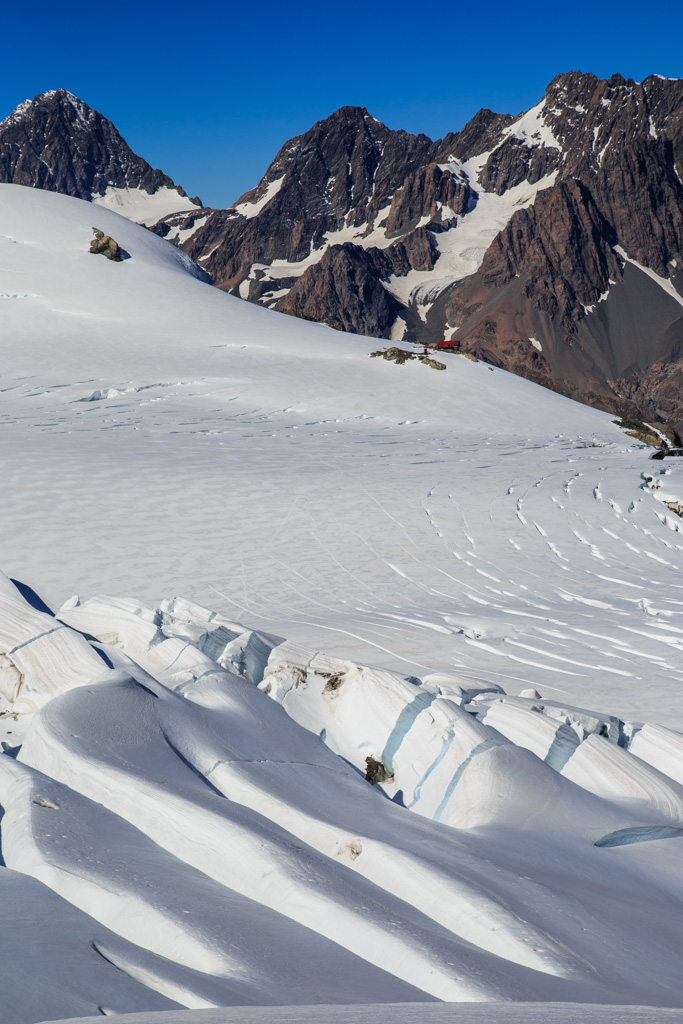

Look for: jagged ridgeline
[159,73,683,434]
[0,88,202,222]
[2,76,683,431]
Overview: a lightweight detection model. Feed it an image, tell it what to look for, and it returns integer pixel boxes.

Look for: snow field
[2,184,683,1019]
[1,573,682,1012]
[32,1004,683,1024]
[14,669,570,1002]
[3,184,683,731]
[92,186,200,226]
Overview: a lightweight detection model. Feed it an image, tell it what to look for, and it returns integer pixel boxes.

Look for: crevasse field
[1,183,683,1024]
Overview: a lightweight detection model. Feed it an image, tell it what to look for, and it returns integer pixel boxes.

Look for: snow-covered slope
[3,184,683,725]
[91,185,199,226]
[34,1005,683,1024]
[2,184,683,1022]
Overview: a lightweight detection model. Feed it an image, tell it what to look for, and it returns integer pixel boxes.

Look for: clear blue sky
[1,0,681,209]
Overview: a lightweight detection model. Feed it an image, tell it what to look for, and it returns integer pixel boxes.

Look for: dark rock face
[274,226,441,334]
[386,225,440,274]
[178,105,494,298]
[181,106,435,292]
[479,137,561,194]
[275,244,402,337]
[540,72,683,277]
[432,108,514,162]
[384,163,470,237]
[177,102,539,302]
[0,89,194,204]
[434,72,683,429]
[152,207,211,242]
[459,180,623,331]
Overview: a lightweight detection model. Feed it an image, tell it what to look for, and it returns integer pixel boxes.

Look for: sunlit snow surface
[91,185,200,226]
[2,184,683,1022]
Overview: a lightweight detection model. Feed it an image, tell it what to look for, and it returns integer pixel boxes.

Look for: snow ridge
[1,574,683,1015]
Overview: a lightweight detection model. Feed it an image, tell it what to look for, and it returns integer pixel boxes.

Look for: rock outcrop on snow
[89,226,122,261]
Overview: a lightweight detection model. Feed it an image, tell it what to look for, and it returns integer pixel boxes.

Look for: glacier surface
[1,184,683,1023]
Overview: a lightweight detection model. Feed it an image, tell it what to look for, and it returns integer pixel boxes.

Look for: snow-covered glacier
[1,184,683,1024]
[2,575,683,1021]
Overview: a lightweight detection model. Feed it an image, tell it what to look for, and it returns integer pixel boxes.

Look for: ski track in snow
[3,376,683,725]
[2,185,683,1022]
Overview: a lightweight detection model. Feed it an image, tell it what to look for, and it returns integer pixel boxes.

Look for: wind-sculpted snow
[3,183,683,1022]
[0,574,107,712]
[0,573,682,1019]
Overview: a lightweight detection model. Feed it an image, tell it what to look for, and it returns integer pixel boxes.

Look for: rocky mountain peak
[166,72,683,433]
[1,89,74,129]
[0,88,195,206]
[167,105,438,292]
[9,76,681,435]
[433,108,514,164]
[234,105,433,229]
